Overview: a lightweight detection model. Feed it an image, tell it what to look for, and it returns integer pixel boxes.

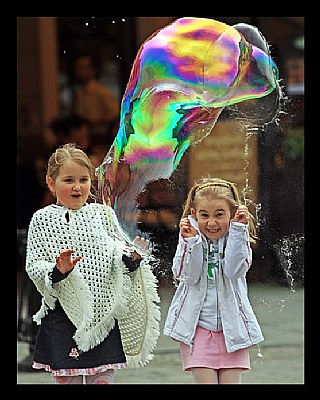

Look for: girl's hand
[232,205,249,225]
[56,249,82,274]
[132,236,151,259]
[179,217,197,238]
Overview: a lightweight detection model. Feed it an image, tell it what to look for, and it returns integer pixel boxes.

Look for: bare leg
[218,368,242,384]
[191,367,219,384]
[85,370,115,384]
[54,375,83,384]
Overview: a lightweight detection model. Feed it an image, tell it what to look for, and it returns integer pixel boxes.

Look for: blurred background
[17,17,304,382]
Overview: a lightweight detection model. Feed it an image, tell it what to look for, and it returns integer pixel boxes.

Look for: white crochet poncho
[25,202,161,368]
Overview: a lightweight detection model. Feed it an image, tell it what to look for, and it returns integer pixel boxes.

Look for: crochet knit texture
[25,203,161,368]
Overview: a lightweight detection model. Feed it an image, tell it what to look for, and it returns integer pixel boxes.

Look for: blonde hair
[182,177,257,243]
[46,143,97,199]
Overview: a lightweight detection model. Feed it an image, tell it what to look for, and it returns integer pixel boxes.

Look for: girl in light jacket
[163,177,263,384]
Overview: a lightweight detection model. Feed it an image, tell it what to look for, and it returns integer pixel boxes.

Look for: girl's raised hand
[132,236,152,258]
[179,217,197,238]
[232,205,249,225]
[56,249,82,274]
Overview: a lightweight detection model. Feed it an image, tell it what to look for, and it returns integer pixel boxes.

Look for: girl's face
[47,160,91,210]
[191,196,231,240]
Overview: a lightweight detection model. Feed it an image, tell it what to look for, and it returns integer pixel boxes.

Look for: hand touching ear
[232,205,249,225]
[179,217,197,238]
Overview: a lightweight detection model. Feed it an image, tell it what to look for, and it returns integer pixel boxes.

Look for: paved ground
[17,283,304,385]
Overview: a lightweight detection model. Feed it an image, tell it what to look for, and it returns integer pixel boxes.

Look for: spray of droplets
[273,233,304,292]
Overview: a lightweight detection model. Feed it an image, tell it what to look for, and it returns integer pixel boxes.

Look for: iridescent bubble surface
[96,17,280,238]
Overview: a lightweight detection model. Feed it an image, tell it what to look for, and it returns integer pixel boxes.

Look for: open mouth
[207,228,220,233]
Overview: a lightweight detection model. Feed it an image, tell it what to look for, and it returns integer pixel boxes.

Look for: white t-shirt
[198,240,222,331]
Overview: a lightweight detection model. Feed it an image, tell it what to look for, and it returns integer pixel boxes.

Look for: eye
[200,212,209,218]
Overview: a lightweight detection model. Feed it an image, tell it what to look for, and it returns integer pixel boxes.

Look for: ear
[46,176,55,194]
[191,208,196,218]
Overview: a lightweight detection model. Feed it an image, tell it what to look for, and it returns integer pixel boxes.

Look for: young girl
[163,177,263,384]
[25,143,160,384]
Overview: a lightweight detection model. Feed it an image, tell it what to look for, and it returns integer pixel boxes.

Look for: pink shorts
[180,326,250,371]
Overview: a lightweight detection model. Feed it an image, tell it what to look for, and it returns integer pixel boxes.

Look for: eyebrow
[199,208,226,213]
[61,175,90,178]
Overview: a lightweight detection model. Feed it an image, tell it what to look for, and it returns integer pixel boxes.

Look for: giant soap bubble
[96,17,281,239]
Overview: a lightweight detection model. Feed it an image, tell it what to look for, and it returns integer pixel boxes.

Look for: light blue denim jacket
[163,216,264,353]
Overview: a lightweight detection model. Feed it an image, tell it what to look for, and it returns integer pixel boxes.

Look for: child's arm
[232,204,249,225]
[171,217,203,285]
[223,205,252,279]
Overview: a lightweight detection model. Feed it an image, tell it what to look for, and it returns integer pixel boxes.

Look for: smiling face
[46,160,91,210]
[191,194,232,240]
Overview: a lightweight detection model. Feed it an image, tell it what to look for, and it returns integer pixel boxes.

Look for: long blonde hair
[182,177,257,243]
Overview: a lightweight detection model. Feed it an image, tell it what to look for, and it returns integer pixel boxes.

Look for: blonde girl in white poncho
[25,143,160,384]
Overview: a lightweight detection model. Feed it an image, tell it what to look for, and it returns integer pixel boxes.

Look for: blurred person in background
[36,114,106,207]
[49,114,92,153]
[71,53,120,152]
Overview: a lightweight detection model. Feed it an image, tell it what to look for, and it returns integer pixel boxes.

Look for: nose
[207,217,217,226]
[73,183,81,191]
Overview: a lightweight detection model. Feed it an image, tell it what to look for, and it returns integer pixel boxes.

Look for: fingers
[57,249,82,272]
[236,206,249,217]
[180,225,197,238]
[179,217,190,229]
[72,256,83,266]
[58,249,81,261]
[138,237,148,246]
[233,205,249,224]
[133,236,149,248]
[59,249,76,257]
[133,236,152,255]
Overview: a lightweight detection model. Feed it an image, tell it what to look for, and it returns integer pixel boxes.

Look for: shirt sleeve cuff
[230,221,249,231]
[182,235,200,247]
[50,265,72,283]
